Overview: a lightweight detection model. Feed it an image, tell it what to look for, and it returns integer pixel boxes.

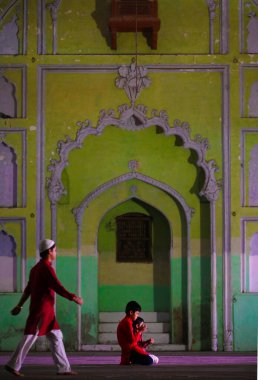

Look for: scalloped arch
[47,108,221,205]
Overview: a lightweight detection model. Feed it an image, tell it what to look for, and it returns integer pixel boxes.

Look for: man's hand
[11,306,23,316]
[73,296,83,305]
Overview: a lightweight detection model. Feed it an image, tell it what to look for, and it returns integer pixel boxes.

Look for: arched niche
[97,197,174,340]
[0,230,17,292]
[72,177,190,349]
[0,141,18,207]
[46,62,222,351]
[70,169,198,350]
[0,75,17,118]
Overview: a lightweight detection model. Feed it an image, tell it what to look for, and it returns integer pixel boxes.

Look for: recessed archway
[73,175,192,350]
[97,197,176,346]
[98,199,172,304]
[46,62,222,351]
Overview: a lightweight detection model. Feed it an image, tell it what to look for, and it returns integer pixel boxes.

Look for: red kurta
[23,259,75,336]
[117,316,148,365]
[135,331,151,350]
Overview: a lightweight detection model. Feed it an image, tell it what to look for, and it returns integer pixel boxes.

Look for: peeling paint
[29,125,36,131]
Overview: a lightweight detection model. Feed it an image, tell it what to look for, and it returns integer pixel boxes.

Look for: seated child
[133,317,159,364]
[117,300,154,365]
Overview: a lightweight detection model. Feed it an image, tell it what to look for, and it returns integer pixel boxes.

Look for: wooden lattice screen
[116,213,152,262]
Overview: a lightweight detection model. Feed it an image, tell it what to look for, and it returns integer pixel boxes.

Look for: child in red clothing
[117,301,154,365]
[133,317,159,364]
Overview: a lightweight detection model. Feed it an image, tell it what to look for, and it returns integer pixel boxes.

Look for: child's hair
[133,317,144,328]
[125,300,141,315]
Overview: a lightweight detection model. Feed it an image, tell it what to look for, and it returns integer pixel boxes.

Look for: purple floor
[0,353,256,366]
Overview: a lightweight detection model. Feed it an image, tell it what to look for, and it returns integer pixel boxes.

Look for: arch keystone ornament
[46,62,222,351]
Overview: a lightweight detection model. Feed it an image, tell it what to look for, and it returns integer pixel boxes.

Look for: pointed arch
[45,63,222,352]
[72,171,194,226]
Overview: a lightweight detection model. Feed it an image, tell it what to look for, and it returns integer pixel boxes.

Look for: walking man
[5,239,83,377]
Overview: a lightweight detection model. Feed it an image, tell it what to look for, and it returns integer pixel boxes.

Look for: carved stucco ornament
[46,62,221,206]
[47,0,62,22]
[72,170,195,227]
[116,58,151,106]
[206,0,218,20]
[0,131,7,141]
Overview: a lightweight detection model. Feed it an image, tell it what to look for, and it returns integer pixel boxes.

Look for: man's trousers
[6,329,71,374]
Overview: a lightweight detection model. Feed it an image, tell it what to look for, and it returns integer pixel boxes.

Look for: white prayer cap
[39,239,55,253]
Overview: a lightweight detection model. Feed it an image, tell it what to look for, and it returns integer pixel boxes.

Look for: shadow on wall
[91,0,112,48]
[189,146,212,348]
[199,201,211,350]
[134,198,171,312]
[177,201,188,345]
[173,137,212,348]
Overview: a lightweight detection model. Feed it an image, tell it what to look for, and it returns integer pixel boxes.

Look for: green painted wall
[0,1,257,352]
[98,198,171,311]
